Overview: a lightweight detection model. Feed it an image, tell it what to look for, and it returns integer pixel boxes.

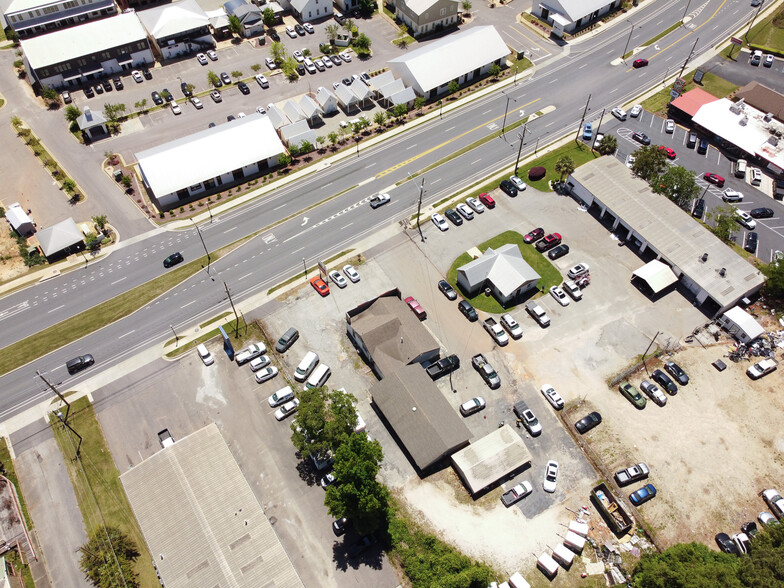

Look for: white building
[393,0,460,37]
[5,0,117,39]
[280,0,332,22]
[531,0,620,38]
[20,12,153,89]
[136,0,213,61]
[388,26,509,99]
[136,114,286,208]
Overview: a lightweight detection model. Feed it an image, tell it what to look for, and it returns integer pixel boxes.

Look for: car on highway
[458,300,478,322]
[665,119,675,133]
[543,461,559,493]
[735,209,756,230]
[640,380,667,406]
[750,207,774,219]
[658,146,677,159]
[583,122,593,140]
[369,193,390,208]
[466,197,485,213]
[630,104,642,117]
[535,233,562,252]
[235,343,266,365]
[431,213,449,231]
[274,398,300,421]
[612,107,627,120]
[549,285,570,306]
[500,313,523,339]
[619,381,647,409]
[501,481,533,507]
[255,366,278,384]
[567,263,590,278]
[131,70,143,83]
[722,189,744,202]
[651,368,678,394]
[744,231,758,253]
[509,175,527,191]
[541,385,564,410]
[524,228,545,243]
[196,53,208,65]
[310,276,330,296]
[444,208,463,226]
[210,90,222,102]
[404,296,426,320]
[615,463,650,487]
[66,354,95,375]
[456,203,474,220]
[478,193,495,208]
[575,411,602,434]
[343,265,360,283]
[664,361,689,385]
[163,252,184,267]
[703,172,725,187]
[633,58,648,68]
[438,279,457,300]
[328,270,348,288]
[630,484,657,506]
[459,396,486,416]
[632,131,651,145]
[268,386,294,407]
[499,180,518,197]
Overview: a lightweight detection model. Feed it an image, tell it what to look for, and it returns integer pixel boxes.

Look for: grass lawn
[746,8,784,51]
[50,396,159,587]
[523,142,598,191]
[445,231,563,314]
[641,71,738,116]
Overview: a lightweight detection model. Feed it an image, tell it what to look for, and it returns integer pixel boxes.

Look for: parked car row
[617,362,687,410]
[310,265,360,297]
[716,488,783,556]
[431,194,497,231]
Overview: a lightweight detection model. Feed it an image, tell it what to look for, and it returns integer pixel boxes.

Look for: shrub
[528,166,546,181]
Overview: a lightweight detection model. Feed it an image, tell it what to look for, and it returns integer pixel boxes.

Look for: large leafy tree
[270,41,287,65]
[762,256,784,302]
[262,7,275,27]
[64,105,82,123]
[632,144,668,181]
[354,33,371,55]
[633,542,741,588]
[228,14,242,36]
[290,387,357,461]
[738,522,784,585]
[80,526,140,588]
[324,433,390,535]
[359,0,374,15]
[653,165,700,210]
[706,203,737,244]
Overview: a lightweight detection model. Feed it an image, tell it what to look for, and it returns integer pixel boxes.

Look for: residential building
[223,0,264,38]
[5,0,117,39]
[457,244,540,307]
[393,0,459,37]
[36,218,84,260]
[136,0,212,61]
[278,0,332,23]
[531,0,620,38]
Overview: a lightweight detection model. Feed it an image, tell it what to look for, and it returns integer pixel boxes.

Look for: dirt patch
[0,230,27,283]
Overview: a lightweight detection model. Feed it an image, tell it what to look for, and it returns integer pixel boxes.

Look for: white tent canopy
[632,260,678,293]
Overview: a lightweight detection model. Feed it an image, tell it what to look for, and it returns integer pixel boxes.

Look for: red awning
[670,88,719,117]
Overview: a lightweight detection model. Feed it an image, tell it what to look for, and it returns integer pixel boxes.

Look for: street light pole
[514,126,526,175]
[745,3,764,41]
[170,324,179,346]
[501,93,516,138]
[622,21,634,61]
[576,93,591,142]
[681,0,693,23]
[191,219,211,275]
[303,257,308,281]
[678,36,699,78]
[415,177,426,242]
[205,200,213,223]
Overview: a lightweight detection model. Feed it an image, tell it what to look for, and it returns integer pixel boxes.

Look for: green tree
[555,155,575,181]
[289,144,300,157]
[448,80,459,94]
[64,105,82,123]
[251,63,261,72]
[706,203,737,244]
[271,41,287,66]
[633,542,741,588]
[354,33,371,55]
[489,62,501,77]
[41,85,59,104]
[262,7,275,27]
[325,24,340,42]
[762,257,784,301]
[79,525,141,588]
[359,0,374,15]
[282,56,299,80]
[738,523,784,586]
[653,165,700,210]
[228,14,243,36]
[208,71,221,87]
[133,98,147,113]
[299,140,314,153]
[461,0,472,12]
[392,103,408,119]
[231,70,243,80]
[373,111,387,126]
[62,178,76,193]
[351,121,363,135]
[103,103,126,123]
[325,434,390,536]
[342,19,355,35]
[92,215,108,231]
[290,387,357,462]
[396,25,409,48]
[414,96,426,112]
[328,131,339,146]
[315,135,325,149]
[278,153,292,167]
[596,134,618,155]
[631,144,668,181]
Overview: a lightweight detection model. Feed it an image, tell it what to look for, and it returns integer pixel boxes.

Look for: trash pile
[726,332,782,362]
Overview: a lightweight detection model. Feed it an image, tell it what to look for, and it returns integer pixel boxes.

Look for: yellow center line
[376,97,541,178]
[647,0,729,63]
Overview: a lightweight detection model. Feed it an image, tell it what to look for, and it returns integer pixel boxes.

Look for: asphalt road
[0,0,774,419]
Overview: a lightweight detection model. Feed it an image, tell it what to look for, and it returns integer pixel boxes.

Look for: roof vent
[719,268,726,277]
[701,253,708,262]
[740,116,749,126]
[764,112,773,122]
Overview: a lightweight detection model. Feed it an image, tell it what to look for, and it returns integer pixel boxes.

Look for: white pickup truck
[525,301,550,327]
[158,429,174,448]
[483,317,509,346]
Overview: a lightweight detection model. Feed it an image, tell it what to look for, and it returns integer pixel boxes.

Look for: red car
[524,228,545,244]
[535,233,562,252]
[478,193,495,209]
[404,296,427,320]
[703,172,725,187]
[310,276,330,296]
[633,58,649,68]
[658,146,677,160]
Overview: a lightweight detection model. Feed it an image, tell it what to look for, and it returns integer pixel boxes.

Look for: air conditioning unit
[764,112,773,122]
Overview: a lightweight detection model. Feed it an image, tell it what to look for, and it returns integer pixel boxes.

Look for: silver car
[509,175,527,191]
[328,270,347,288]
[455,203,474,220]
[274,398,299,420]
[343,265,360,283]
[431,213,449,231]
[466,197,485,213]
[640,380,667,406]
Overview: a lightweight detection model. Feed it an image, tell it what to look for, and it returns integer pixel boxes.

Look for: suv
[458,300,478,321]
[499,180,518,197]
[66,354,95,375]
[275,327,299,353]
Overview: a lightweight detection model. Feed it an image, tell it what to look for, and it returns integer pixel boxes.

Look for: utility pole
[745,3,764,42]
[303,257,307,281]
[681,0,693,23]
[37,370,72,421]
[576,94,591,142]
[622,21,634,61]
[415,177,426,242]
[223,281,240,331]
[205,200,213,223]
[38,371,83,458]
[514,126,526,175]
[191,219,212,275]
[501,93,515,138]
[678,37,699,78]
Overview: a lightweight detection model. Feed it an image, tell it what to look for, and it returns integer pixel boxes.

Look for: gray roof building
[371,364,471,472]
[120,423,304,588]
[314,86,338,114]
[36,217,84,258]
[457,244,540,307]
[5,203,34,237]
[531,0,618,37]
[568,156,766,315]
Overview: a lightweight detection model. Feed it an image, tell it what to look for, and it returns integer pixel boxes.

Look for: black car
[237,81,250,95]
[112,76,123,90]
[548,244,570,260]
[332,517,350,536]
[744,231,758,253]
[163,252,184,268]
[181,81,193,97]
[750,207,774,219]
[295,24,306,35]
[716,533,739,555]
[296,63,306,76]
[275,327,299,353]
[227,114,236,121]
[575,411,602,434]
[692,198,705,219]
[632,131,651,145]
[664,361,689,385]
[458,300,478,322]
[151,91,163,105]
[342,77,353,86]
[268,28,280,41]
[651,368,677,395]
[66,354,95,375]
[499,180,518,197]
[94,83,104,94]
[347,534,377,557]
[438,279,457,300]
[444,209,463,226]
[425,354,460,379]
[84,86,95,98]
[142,67,152,80]
[162,88,173,102]
[102,79,112,92]
[741,521,758,538]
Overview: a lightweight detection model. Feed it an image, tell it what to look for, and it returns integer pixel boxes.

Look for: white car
[747,358,777,379]
[255,74,269,88]
[543,460,559,493]
[237,112,246,118]
[626,154,636,168]
[630,104,642,118]
[735,209,756,230]
[611,107,627,121]
[549,285,570,307]
[759,512,777,526]
[210,90,222,102]
[249,355,271,371]
[567,263,590,279]
[762,489,784,518]
[322,57,333,68]
[274,398,300,420]
[455,203,474,220]
[190,96,203,109]
[313,58,325,71]
[722,189,744,202]
[500,313,523,339]
[665,119,675,133]
[293,50,305,62]
[466,197,485,213]
[255,366,279,384]
[509,175,527,191]
[431,213,449,231]
[268,385,294,407]
[196,343,213,365]
[640,380,667,407]
[343,265,360,283]
[171,101,182,115]
[339,51,352,62]
[256,105,266,115]
[303,58,317,74]
[540,385,564,410]
[207,49,218,61]
[196,53,208,65]
[235,342,266,365]
[285,25,298,38]
[131,70,143,83]
[328,270,347,288]
[265,57,277,69]
[562,280,582,301]
[459,397,486,416]
[303,22,314,33]
[764,54,774,67]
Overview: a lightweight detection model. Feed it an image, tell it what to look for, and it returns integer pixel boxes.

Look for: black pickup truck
[425,355,460,379]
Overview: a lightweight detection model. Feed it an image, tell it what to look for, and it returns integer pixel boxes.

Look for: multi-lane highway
[0,0,771,417]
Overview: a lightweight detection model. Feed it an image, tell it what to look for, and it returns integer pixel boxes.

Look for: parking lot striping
[238,273,253,281]
[47,305,64,314]
[118,330,135,339]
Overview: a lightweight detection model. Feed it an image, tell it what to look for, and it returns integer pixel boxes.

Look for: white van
[294,351,319,382]
[305,363,331,389]
[196,343,214,366]
[734,159,747,178]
